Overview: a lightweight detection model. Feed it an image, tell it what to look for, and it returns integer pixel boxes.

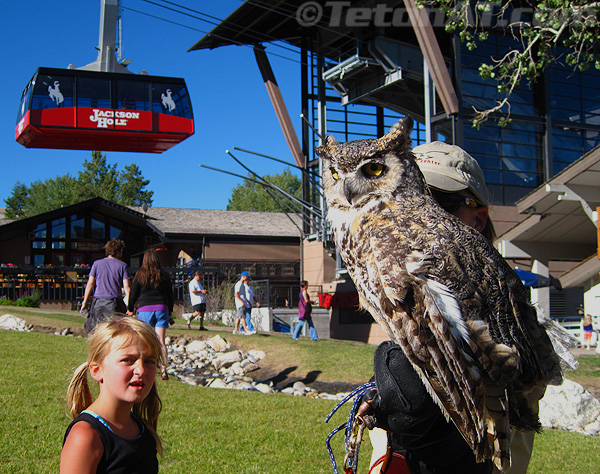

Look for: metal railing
[0,266,306,309]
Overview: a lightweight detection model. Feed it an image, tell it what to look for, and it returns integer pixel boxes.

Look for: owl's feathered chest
[327,196,526,334]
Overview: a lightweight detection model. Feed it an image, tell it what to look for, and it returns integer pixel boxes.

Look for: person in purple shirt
[81,239,132,332]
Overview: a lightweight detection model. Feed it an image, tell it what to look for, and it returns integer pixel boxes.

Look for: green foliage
[116,163,153,206]
[3,151,154,219]
[0,290,42,308]
[77,151,120,201]
[3,182,28,219]
[227,168,302,212]
[204,280,237,316]
[418,0,600,125]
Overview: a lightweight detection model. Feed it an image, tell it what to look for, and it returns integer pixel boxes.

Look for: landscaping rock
[213,350,243,370]
[539,379,600,432]
[0,314,30,332]
[207,335,229,352]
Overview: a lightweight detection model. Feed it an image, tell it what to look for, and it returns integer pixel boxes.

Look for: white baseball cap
[412,141,490,207]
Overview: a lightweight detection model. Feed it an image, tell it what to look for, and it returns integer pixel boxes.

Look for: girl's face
[90,336,158,405]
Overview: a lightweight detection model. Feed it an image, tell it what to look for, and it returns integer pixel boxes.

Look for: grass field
[1,308,600,473]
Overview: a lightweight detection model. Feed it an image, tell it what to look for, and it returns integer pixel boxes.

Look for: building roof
[188,0,409,59]
[497,145,600,287]
[0,199,302,242]
[130,207,302,239]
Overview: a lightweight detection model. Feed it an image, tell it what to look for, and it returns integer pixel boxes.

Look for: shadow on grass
[301,370,322,385]
[265,366,298,387]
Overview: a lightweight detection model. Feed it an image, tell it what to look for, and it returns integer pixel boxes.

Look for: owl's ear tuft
[325,135,339,149]
[381,116,413,152]
[315,135,338,160]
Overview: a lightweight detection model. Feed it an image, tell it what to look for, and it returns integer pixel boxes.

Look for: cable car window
[152,83,192,118]
[16,79,34,124]
[117,80,149,111]
[77,77,111,108]
[31,74,74,110]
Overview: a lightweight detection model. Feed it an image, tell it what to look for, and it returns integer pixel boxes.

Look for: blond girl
[60,317,163,474]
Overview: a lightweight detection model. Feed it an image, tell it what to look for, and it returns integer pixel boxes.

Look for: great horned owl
[317,117,562,471]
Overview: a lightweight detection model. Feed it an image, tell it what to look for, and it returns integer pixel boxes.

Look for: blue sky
[1,0,303,210]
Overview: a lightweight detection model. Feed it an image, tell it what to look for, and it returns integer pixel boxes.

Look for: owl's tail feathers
[483,384,512,472]
[415,280,495,463]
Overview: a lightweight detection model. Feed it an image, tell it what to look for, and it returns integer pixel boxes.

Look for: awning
[497,145,600,288]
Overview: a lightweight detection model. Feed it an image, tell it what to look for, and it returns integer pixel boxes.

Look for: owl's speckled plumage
[317,117,562,471]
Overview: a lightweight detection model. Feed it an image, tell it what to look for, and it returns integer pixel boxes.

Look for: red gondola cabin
[15,67,194,153]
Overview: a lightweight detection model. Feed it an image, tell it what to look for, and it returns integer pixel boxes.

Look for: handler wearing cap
[366,142,532,474]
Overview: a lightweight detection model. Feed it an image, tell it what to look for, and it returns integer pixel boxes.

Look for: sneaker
[244,330,256,335]
[232,330,238,335]
[199,326,208,331]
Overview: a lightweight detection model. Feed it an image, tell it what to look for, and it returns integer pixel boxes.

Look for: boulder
[213,350,243,370]
[539,379,600,431]
[186,340,208,352]
[207,335,229,352]
[0,314,29,331]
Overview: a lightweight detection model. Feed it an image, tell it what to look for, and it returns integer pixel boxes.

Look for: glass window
[31,73,74,110]
[109,225,122,239]
[32,241,46,249]
[71,215,85,239]
[33,223,47,238]
[77,77,111,108]
[34,254,45,266]
[91,217,105,240]
[16,77,34,124]
[51,217,66,239]
[151,82,192,118]
[52,242,66,249]
[116,80,150,111]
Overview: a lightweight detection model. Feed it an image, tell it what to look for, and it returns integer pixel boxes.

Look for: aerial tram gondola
[15,0,194,154]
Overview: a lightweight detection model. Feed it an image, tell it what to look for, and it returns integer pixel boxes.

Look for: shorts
[192,303,206,313]
[236,306,246,320]
[138,310,170,329]
[584,331,593,341]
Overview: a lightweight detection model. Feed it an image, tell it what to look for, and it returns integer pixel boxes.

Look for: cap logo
[417,158,442,166]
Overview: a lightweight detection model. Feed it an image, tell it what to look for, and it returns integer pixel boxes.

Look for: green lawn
[1,309,599,473]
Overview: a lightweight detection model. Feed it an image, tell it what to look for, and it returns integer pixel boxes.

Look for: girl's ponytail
[66,362,93,419]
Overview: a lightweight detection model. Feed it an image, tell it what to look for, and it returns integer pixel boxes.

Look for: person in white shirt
[187,271,208,330]
[233,272,255,335]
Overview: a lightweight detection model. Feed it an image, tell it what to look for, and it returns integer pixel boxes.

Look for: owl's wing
[353,213,511,469]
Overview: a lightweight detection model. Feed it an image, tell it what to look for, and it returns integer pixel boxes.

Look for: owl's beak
[344,181,356,205]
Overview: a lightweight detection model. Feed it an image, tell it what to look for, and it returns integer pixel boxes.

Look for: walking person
[127,249,174,380]
[292,281,319,340]
[242,274,260,333]
[60,317,164,474]
[81,239,132,332]
[186,271,208,330]
[233,272,255,335]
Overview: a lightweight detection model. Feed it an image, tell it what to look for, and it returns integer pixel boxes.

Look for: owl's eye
[330,168,339,180]
[363,162,385,178]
